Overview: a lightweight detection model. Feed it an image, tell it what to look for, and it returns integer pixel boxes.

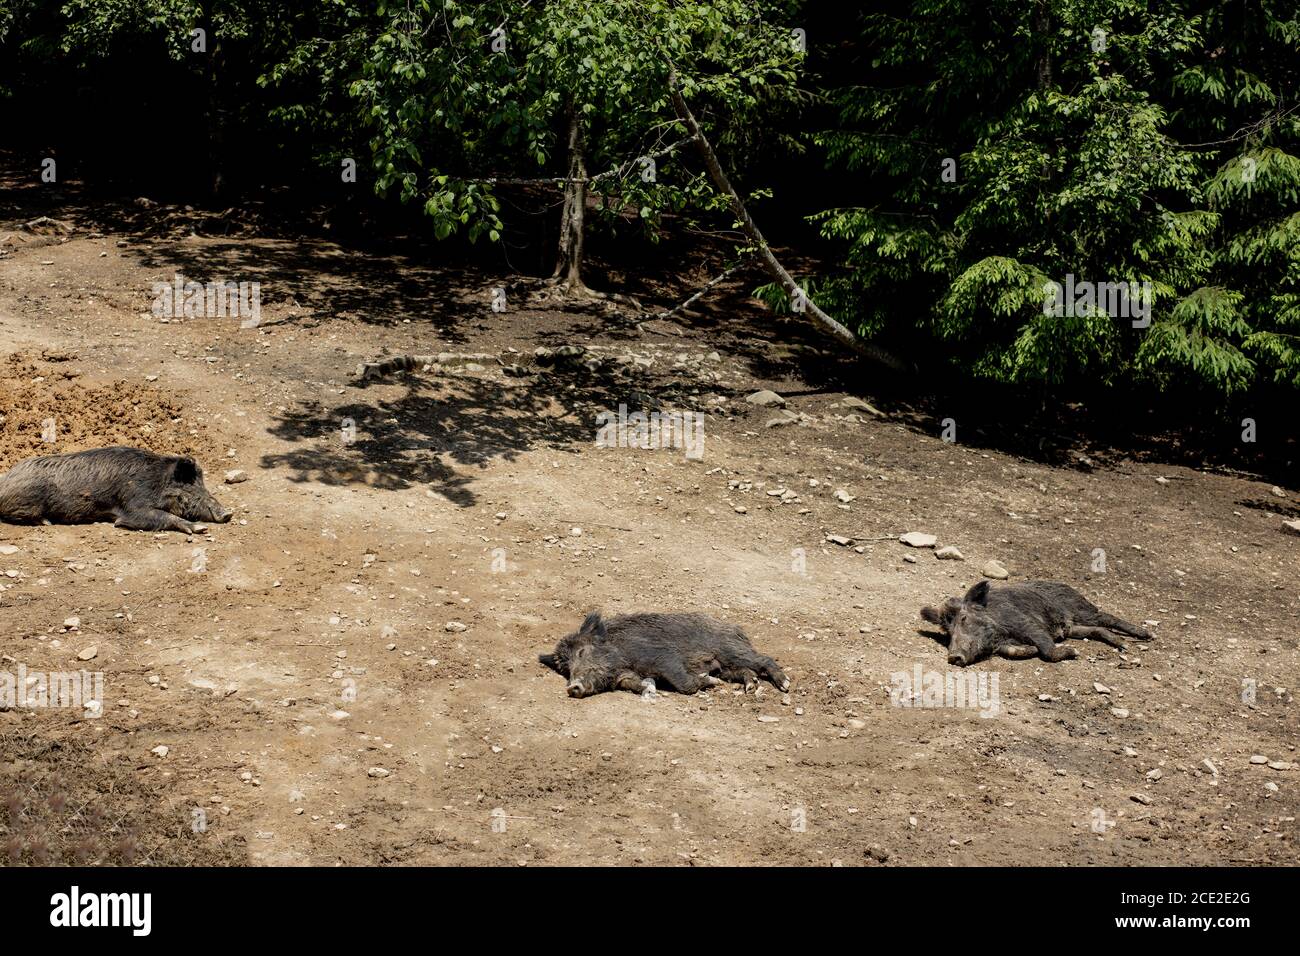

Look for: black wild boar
[0,446,233,534]
[540,611,790,698]
[921,580,1152,666]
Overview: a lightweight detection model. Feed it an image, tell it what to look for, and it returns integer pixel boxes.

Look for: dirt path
[0,193,1296,867]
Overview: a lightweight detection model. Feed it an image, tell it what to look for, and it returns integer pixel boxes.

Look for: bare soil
[0,179,1296,867]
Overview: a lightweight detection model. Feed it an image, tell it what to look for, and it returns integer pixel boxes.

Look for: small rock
[826,534,852,546]
[934,546,964,561]
[77,645,98,661]
[1146,768,1163,781]
[0,545,18,555]
[1271,486,1287,498]
[1094,682,1112,694]
[64,616,81,630]
[445,621,467,633]
[746,389,786,408]
[899,532,937,548]
[842,396,884,417]
[1110,707,1129,718]
[224,469,248,484]
[1130,793,1151,805]
[150,745,169,758]
[1283,519,1300,537]
[367,767,391,779]
[1250,754,1269,764]
[981,560,1009,580]
[833,489,856,503]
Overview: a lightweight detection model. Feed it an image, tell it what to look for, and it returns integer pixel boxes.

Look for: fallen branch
[664,65,909,373]
[655,255,753,322]
[20,216,74,235]
[355,354,440,381]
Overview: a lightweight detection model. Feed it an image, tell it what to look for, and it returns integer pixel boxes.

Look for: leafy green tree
[804,0,1299,397]
[328,0,801,292]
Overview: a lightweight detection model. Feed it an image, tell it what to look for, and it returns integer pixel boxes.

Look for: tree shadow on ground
[127,237,475,339]
[260,366,643,508]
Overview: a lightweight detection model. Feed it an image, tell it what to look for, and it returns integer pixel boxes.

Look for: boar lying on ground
[540,611,790,698]
[921,580,1152,666]
[0,446,232,534]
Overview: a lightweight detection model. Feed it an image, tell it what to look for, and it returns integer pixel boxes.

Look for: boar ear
[172,457,199,484]
[538,653,559,671]
[920,606,942,626]
[579,611,608,640]
[963,580,991,606]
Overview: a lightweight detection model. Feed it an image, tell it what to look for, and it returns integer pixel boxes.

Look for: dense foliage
[806,0,1300,396]
[0,0,1295,401]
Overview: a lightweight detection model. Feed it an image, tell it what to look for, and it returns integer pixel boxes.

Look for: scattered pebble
[981,560,1009,580]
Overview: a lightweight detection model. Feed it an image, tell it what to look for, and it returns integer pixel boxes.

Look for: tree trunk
[1034,2,1053,90]
[664,67,908,372]
[553,105,587,289]
[205,17,226,200]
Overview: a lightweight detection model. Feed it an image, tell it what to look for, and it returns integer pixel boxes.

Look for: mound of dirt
[0,352,221,468]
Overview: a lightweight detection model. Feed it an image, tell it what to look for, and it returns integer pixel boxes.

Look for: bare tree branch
[664,64,909,372]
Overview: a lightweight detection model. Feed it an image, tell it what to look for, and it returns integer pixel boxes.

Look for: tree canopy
[1,0,1296,403]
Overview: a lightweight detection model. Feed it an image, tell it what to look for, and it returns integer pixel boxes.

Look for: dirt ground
[1,176,1297,867]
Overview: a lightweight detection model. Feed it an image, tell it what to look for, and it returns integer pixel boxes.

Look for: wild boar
[0,446,233,534]
[540,610,790,698]
[921,580,1152,666]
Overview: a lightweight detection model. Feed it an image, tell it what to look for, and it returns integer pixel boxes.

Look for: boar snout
[948,651,970,667]
[566,680,588,698]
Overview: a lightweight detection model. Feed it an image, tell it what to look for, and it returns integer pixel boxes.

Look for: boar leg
[1067,626,1125,650]
[718,647,790,692]
[1086,611,1152,641]
[615,671,650,693]
[1022,626,1078,663]
[753,656,790,691]
[656,663,710,695]
[719,666,760,692]
[996,643,1039,659]
[114,508,199,534]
